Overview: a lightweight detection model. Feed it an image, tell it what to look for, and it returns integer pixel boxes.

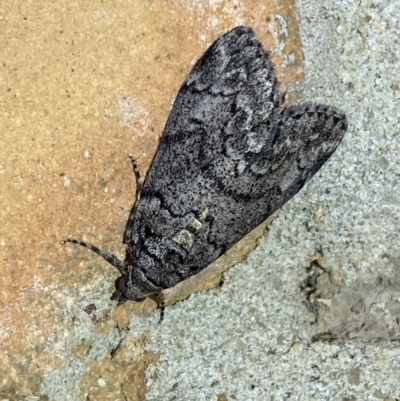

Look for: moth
[64,26,347,321]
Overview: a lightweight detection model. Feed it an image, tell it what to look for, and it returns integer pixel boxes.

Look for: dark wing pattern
[123,26,347,289]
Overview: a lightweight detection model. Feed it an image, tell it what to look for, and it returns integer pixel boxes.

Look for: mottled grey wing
[124,26,278,244]
[163,103,346,275]
[124,26,347,289]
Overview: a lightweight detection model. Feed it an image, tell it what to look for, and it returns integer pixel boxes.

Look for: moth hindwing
[64,26,347,321]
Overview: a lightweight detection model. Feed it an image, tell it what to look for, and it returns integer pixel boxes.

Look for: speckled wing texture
[124,26,347,290]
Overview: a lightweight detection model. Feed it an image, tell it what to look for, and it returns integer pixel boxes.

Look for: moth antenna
[62,239,126,273]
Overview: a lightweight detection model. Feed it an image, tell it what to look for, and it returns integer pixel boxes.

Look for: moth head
[110,273,166,322]
[111,275,147,304]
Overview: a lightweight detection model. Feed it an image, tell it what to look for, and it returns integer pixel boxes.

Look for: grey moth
[64,26,347,321]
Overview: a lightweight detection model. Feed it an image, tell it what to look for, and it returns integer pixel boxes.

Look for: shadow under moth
[64,26,347,321]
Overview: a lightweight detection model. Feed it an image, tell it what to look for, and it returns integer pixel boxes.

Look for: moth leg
[61,239,126,272]
[152,291,165,323]
[123,154,145,244]
[128,154,144,203]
